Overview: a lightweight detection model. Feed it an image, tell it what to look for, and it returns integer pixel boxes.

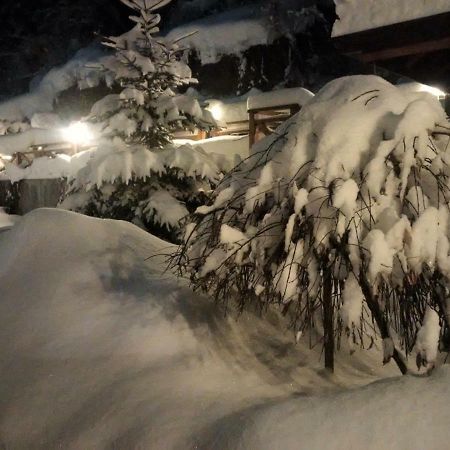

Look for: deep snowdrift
[0,209,447,449]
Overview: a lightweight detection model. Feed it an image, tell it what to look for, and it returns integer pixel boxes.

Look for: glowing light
[418,84,446,99]
[207,102,225,121]
[61,122,94,146]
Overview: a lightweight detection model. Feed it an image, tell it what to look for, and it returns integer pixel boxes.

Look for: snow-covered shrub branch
[173,75,450,373]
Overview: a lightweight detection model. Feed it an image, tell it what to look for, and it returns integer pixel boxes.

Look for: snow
[245,161,274,212]
[340,274,364,329]
[247,87,314,111]
[0,208,17,230]
[0,135,236,184]
[0,128,71,156]
[332,178,359,219]
[2,208,450,448]
[217,366,450,450]
[144,189,188,228]
[0,208,401,448]
[407,207,449,274]
[0,46,103,122]
[0,150,93,183]
[70,143,165,188]
[163,144,221,181]
[294,188,309,215]
[415,307,441,370]
[220,223,247,245]
[30,113,63,130]
[333,0,450,36]
[165,6,272,65]
[196,185,234,215]
[0,132,245,185]
[174,135,249,168]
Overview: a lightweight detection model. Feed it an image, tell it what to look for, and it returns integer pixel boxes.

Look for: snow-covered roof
[0,150,93,183]
[247,87,314,111]
[165,6,272,65]
[0,46,103,122]
[0,129,70,156]
[332,0,450,37]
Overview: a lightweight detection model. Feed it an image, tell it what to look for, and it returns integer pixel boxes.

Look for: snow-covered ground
[0,208,17,230]
[333,0,450,36]
[1,208,449,449]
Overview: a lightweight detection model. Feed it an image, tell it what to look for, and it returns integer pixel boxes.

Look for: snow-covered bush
[173,75,450,373]
[62,0,219,241]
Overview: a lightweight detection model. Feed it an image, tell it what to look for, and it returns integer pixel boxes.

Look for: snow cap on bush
[176,75,450,372]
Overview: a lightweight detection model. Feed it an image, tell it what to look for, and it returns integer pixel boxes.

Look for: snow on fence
[247,87,314,147]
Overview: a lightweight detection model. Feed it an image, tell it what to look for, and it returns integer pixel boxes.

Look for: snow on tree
[61,0,220,242]
[172,75,450,373]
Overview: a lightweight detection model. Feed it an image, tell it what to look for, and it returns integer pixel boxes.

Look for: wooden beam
[357,37,450,62]
[248,103,302,114]
[322,264,334,372]
[254,115,291,125]
[249,111,256,148]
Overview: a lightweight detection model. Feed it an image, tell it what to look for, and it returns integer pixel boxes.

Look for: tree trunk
[359,273,408,375]
[323,264,334,372]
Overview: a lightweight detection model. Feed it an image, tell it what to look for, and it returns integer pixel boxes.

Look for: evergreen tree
[61,0,220,242]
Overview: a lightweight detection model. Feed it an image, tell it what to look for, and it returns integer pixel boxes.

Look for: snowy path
[0,209,446,449]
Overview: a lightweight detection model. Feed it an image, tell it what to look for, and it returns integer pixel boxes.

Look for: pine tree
[61,0,220,242]
[95,0,212,147]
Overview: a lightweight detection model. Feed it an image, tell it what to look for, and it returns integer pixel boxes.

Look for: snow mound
[206,367,450,450]
[0,208,399,449]
[0,46,103,122]
[333,0,450,36]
